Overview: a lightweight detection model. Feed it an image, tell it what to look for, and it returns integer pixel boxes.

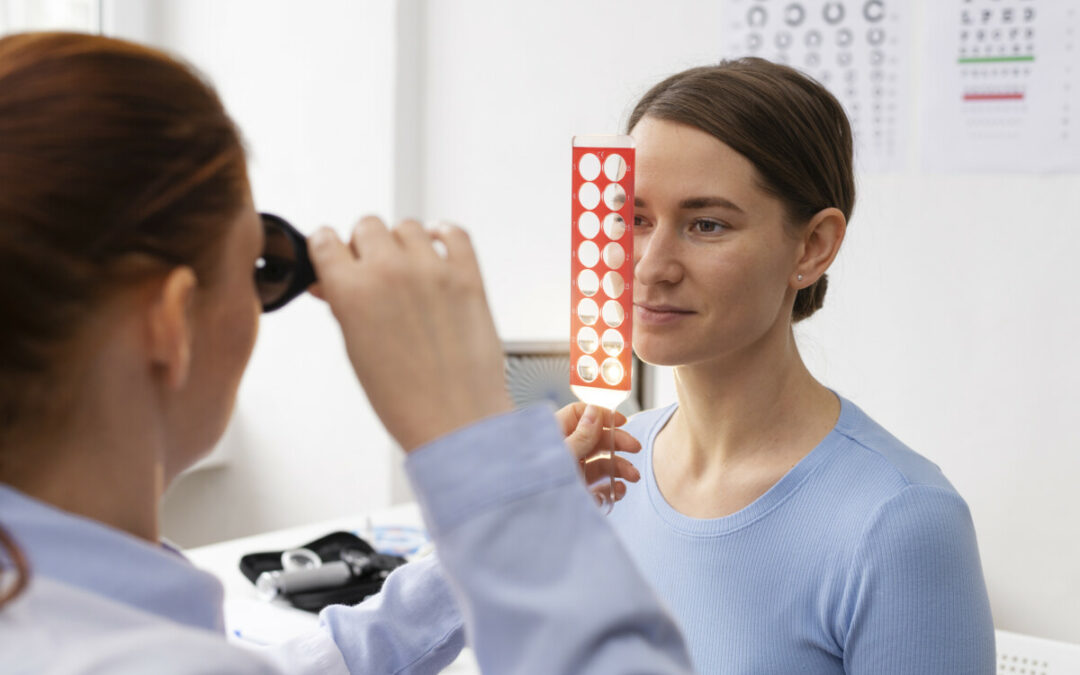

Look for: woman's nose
[634,227,683,287]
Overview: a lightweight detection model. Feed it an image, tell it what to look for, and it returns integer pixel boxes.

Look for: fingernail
[583,405,598,424]
[632,467,641,481]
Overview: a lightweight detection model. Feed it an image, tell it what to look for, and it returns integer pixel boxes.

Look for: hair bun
[793,273,828,322]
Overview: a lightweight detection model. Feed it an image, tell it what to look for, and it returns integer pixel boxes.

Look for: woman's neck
[7,435,163,542]
[666,326,839,474]
[1,366,165,543]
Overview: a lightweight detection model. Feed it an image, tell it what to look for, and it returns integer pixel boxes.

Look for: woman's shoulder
[814,399,982,574]
[816,398,977,551]
[830,396,958,495]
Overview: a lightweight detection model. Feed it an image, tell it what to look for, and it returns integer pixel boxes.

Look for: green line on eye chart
[957,55,1035,64]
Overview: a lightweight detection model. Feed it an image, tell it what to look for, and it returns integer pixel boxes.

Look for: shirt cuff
[404,405,580,536]
[266,624,350,675]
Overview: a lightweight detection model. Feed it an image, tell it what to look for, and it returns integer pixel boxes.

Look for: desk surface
[185,503,479,673]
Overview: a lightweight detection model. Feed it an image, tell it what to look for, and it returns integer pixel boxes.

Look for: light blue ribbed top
[607,395,995,674]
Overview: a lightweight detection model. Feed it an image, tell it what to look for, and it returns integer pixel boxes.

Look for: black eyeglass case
[238,531,407,613]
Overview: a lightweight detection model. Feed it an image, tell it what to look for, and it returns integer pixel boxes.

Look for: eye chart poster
[721,0,912,173]
[922,0,1080,173]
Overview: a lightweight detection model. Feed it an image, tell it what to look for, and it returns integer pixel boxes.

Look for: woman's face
[163,197,262,480]
[630,117,801,368]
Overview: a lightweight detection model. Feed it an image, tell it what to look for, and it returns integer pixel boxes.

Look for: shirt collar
[0,483,224,633]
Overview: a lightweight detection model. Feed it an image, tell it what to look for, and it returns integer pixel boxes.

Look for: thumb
[565,405,603,462]
[306,227,354,296]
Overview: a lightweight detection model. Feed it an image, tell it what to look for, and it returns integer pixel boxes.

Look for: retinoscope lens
[256,213,316,312]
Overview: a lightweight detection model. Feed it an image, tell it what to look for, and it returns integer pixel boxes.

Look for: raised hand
[307,217,513,452]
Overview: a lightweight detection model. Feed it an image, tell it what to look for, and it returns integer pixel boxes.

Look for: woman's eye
[692,219,726,234]
[633,216,650,229]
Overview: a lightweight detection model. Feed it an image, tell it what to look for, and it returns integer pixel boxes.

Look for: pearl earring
[797,274,804,282]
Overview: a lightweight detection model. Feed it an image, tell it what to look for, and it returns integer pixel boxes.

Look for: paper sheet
[921,0,1080,173]
[721,0,912,172]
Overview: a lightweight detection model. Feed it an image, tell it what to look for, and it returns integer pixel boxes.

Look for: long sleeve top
[0,405,693,674]
[606,395,996,674]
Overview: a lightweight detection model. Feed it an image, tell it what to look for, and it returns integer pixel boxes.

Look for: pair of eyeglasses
[256,213,317,312]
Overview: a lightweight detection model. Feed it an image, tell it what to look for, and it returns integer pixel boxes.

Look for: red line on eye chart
[963,92,1026,102]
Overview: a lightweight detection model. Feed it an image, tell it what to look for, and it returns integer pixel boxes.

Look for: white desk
[184,503,479,673]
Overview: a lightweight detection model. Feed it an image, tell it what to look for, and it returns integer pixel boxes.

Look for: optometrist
[0,33,693,675]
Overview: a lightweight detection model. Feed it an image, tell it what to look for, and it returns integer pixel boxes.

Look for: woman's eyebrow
[678,196,745,213]
[633,196,746,213]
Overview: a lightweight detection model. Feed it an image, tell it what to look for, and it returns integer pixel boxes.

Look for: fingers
[563,402,641,476]
[612,481,628,502]
[349,215,393,259]
[564,405,603,461]
[583,454,640,486]
[313,217,473,290]
[589,480,630,502]
[430,223,479,269]
[564,406,639,458]
[554,402,586,436]
[394,218,441,260]
[612,428,642,454]
[555,402,629,437]
[613,455,641,482]
[307,227,355,293]
[310,216,450,306]
[552,387,643,509]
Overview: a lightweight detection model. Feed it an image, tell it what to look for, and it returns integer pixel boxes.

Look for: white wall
[419,0,1080,644]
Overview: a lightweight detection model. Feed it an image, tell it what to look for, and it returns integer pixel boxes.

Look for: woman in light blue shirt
[596,59,996,674]
[0,32,690,674]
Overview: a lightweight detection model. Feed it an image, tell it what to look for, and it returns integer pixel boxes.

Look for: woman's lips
[634,303,694,325]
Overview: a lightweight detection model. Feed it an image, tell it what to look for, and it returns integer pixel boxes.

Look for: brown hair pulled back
[0,32,248,607]
[627,58,855,322]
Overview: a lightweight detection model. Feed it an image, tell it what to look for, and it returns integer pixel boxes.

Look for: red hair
[0,31,248,607]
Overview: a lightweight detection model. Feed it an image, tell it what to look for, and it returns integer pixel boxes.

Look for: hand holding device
[556,402,642,502]
[307,216,513,452]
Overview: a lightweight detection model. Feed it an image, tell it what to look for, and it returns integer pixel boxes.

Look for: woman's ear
[792,207,846,288]
[145,267,197,390]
